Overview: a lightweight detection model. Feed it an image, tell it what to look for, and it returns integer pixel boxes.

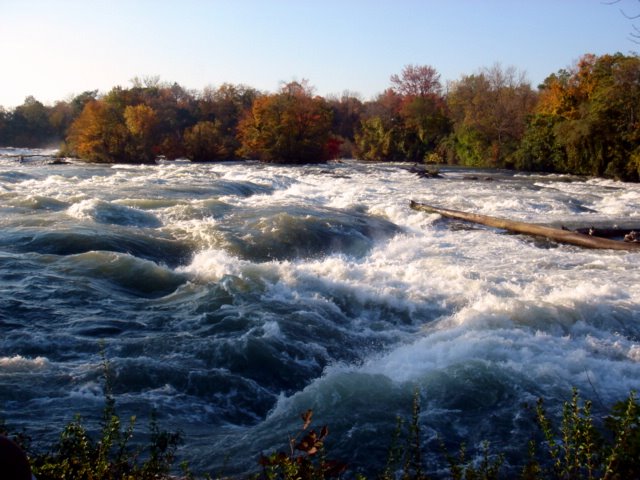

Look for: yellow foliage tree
[123,104,158,163]
[66,100,127,163]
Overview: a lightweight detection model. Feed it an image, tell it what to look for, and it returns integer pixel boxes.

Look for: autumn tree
[514,114,566,173]
[48,91,97,141]
[0,96,57,147]
[355,89,404,161]
[196,83,259,159]
[384,63,450,163]
[123,104,159,163]
[0,107,14,147]
[184,120,227,161]
[238,81,334,163]
[0,90,99,148]
[0,107,7,145]
[113,80,198,159]
[66,99,128,163]
[445,64,536,167]
[64,81,201,163]
[517,52,640,180]
[355,65,450,162]
[390,64,442,97]
[147,82,197,159]
[326,91,364,158]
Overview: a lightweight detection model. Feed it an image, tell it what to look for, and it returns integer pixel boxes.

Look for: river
[1,147,639,476]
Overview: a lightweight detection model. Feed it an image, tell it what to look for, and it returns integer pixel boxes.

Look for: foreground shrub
[257,409,347,480]
[2,373,639,479]
[527,389,640,480]
[28,356,183,480]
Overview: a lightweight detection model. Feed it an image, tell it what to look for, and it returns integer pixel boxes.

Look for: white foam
[260,320,283,339]
[178,248,250,281]
[351,319,640,402]
[628,345,640,362]
[0,355,49,371]
[66,198,100,220]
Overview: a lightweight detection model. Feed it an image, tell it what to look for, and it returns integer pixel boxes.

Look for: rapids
[1,147,639,475]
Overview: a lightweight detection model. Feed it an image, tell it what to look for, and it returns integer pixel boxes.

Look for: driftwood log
[410,201,640,251]
[573,227,637,239]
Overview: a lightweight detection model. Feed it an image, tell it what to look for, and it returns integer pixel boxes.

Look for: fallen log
[409,201,640,251]
[573,227,640,239]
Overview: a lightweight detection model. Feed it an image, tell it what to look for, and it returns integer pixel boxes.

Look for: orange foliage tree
[238,81,335,163]
[66,82,198,163]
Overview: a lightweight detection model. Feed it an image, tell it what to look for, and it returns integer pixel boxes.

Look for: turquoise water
[1,148,639,475]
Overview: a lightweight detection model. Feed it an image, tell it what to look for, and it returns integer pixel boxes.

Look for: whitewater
[1,148,639,475]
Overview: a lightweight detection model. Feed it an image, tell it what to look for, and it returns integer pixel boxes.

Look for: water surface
[1,148,639,475]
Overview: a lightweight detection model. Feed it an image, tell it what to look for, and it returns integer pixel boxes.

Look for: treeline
[1,53,639,180]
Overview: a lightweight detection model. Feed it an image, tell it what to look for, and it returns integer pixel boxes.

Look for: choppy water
[1,147,639,476]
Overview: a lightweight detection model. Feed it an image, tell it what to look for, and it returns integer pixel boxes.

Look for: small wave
[163,179,274,199]
[10,195,69,211]
[0,147,59,157]
[163,198,233,222]
[214,205,401,262]
[67,199,163,228]
[0,171,36,183]
[3,226,192,267]
[116,198,181,210]
[62,251,188,298]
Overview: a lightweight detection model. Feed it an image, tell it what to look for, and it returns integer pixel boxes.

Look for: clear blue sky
[0,0,637,108]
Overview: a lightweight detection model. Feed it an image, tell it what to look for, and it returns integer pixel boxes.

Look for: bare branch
[631,23,640,43]
[609,0,640,41]
[621,7,640,19]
